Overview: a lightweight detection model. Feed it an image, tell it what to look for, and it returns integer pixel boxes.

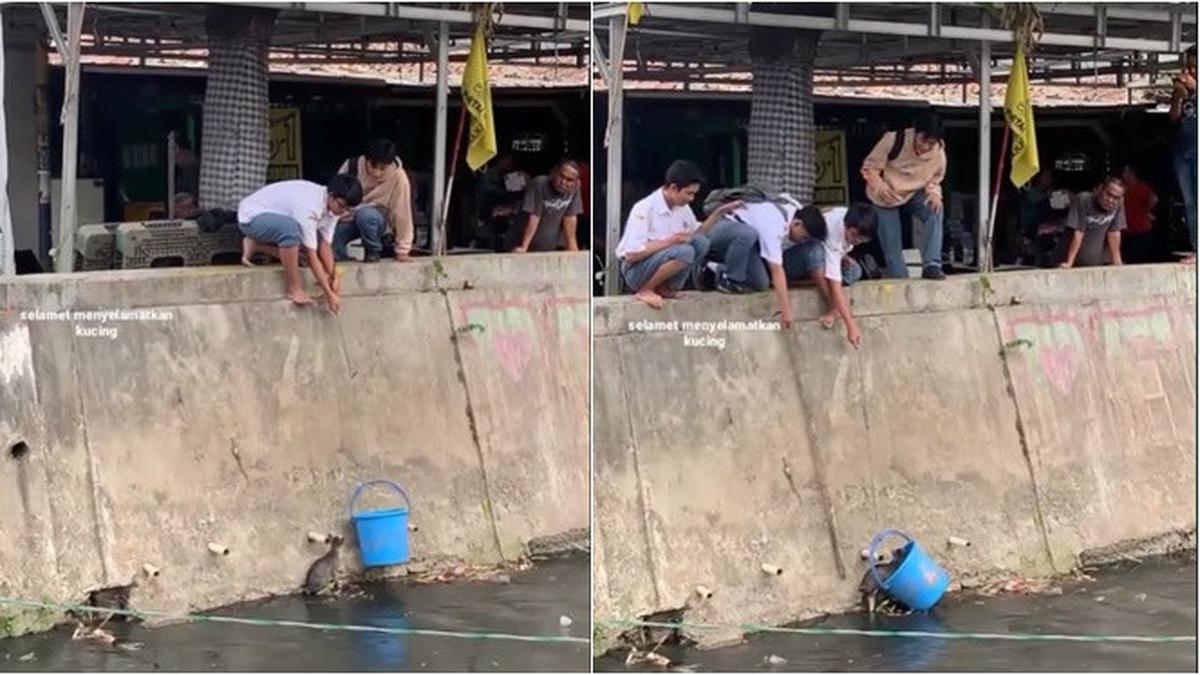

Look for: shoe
[716,273,749,294]
[363,251,382,263]
[921,265,945,280]
[695,262,721,291]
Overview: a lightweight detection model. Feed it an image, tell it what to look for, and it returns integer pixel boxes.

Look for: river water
[0,558,589,672]
[598,558,1196,672]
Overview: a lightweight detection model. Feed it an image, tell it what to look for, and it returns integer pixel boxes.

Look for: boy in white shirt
[238,174,363,313]
[705,200,828,328]
[615,160,743,309]
[781,203,878,348]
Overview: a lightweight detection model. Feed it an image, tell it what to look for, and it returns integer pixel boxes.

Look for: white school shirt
[821,206,851,283]
[238,180,339,250]
[615,188,700,259]
[729,201,798,266]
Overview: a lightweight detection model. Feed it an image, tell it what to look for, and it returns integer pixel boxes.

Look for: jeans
[706,218,769,291]
[1175,142,1197,251]
[333,205,387,260]
[239,212,302,248]
[873,188,943,278]
[782,240,864,286]
[621,234,711,292]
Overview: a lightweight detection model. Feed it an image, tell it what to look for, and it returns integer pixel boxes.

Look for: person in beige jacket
[334,138,415,262]
[860,114,947,279]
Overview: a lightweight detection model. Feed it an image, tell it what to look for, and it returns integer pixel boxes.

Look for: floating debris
[626,649,673,669]
[72,623,116,646]
[1135,592,1148,602]
[765,654,788,666]
[407,559,531,585]
[559,615,573,627]
[17,652,35,662]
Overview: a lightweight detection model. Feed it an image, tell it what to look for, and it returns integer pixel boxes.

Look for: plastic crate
[196,222,243,266]
[73,223,120,271]
[115,219,204,269]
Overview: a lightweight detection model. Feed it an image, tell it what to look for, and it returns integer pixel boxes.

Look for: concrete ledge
[1,252,589,312]
[594,264,1196,337]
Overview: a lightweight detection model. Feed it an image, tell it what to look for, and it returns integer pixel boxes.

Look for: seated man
[334,138,414,262]
[1060,176,1127,268]
[782,203,878,348]
[705,198,828,328]
[511,159,584,253]
[615,160,742,309]
[238,174,362,313]
[861,114,947,280]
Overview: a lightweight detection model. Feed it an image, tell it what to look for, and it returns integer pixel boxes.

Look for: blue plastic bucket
[868,529,950,611]
[349,480,412,568]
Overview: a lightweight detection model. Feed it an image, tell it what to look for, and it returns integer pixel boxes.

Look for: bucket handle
[349,480,412,519]
[868,529,914,591]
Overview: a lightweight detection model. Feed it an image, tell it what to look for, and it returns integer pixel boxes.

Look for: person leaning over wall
[781,203,878,349]
[860,113,948,280]
[335,138,415,263]
[238,174,363,314]
[1060,175,1127,269]
[511,159,584,253]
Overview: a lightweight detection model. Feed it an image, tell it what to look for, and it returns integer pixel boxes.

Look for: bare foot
[658,288,679,299]
[1182,254,1196,265]
[241,238,257,267]
[819,311,837,329]
[634,289,666,309]
[286,289,315,306]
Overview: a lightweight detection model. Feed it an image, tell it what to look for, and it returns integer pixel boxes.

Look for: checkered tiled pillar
[199,8,276,210]
[747,29,819,203]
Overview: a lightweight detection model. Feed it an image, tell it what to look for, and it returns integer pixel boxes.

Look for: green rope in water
[601,618,1197,645]
[0,597,587,646]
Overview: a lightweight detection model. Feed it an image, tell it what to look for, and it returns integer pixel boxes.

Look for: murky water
[0,558,589,672]
[598,559,1196,672]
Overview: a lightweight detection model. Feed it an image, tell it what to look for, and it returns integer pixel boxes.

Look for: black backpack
[887,129,908,162]
[702,184,799,221]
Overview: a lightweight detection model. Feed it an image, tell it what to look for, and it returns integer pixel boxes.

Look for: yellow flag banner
[1004,46,1040,188]
[463,25,497,171]
[628,2,644,25]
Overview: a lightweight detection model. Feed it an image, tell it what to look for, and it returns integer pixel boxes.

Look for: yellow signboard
[268,107,302,182]
[813,128,848,206]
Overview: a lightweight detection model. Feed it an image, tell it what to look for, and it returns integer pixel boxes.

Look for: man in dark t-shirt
[511,160,583,253]
[1061,176,1127,268]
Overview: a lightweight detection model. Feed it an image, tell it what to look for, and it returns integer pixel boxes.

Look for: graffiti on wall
[1004,306,1187,398]
[455,295,588,384]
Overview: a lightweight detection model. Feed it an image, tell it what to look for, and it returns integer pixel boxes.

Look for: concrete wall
[0,253,589,634]
[594,265,1196,648]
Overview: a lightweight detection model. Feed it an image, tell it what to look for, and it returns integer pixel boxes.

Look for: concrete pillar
[432,21,448,255]
[2,13,38,258]
[0,18,11,275]
[603,15,625,296]
[977,39,992,272]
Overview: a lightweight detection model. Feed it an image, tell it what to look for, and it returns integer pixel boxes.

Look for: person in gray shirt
[511,159,583,252]
[1061,176,1126,268]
